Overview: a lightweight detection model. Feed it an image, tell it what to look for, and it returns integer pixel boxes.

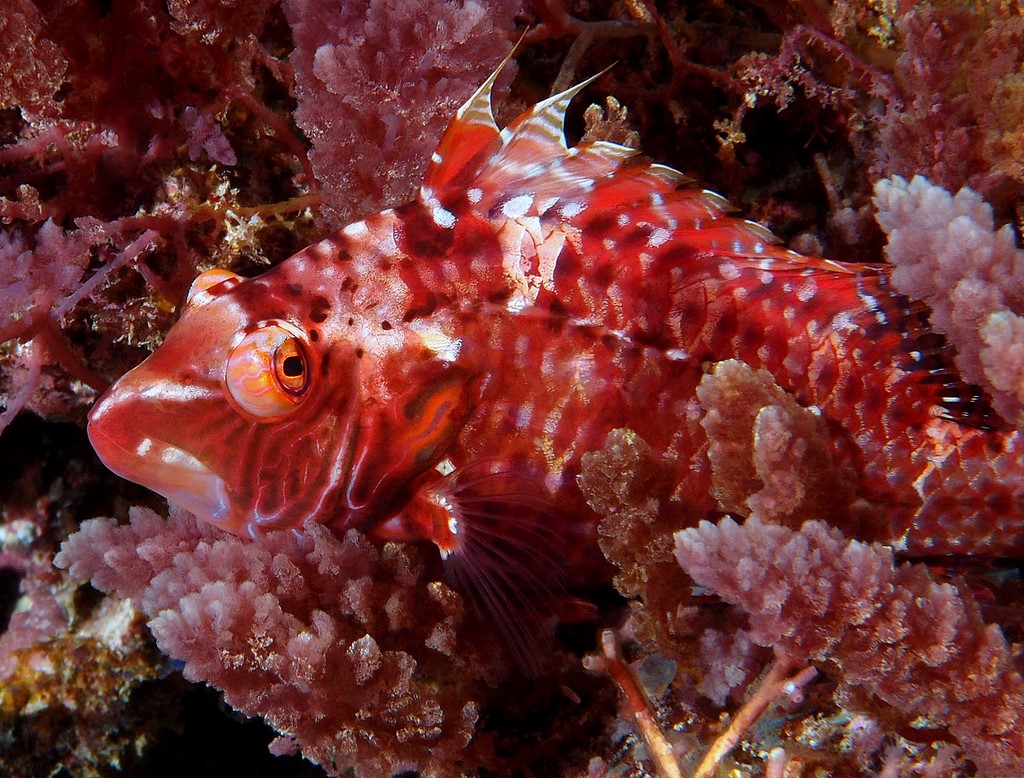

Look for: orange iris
[225,321,311,417]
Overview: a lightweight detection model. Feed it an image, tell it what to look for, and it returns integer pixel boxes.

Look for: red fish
[88,61,1024,648]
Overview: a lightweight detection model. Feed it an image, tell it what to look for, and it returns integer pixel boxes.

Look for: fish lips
[88,388,236,531]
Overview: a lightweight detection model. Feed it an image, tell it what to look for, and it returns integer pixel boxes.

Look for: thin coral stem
[637,0,732,91]
[235,92,317,189]
[587,629,682,778]
[234,192,323,219]
[0,339,41,436]
[765,746,788,778]
[52,229,161,324]
[791,25,899,103]
[692,655,815,778]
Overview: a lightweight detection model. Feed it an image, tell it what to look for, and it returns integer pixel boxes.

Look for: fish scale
[88,58,1024,663]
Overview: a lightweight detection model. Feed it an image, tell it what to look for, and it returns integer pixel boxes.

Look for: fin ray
[430,468,568,676]
[422,45,519,192]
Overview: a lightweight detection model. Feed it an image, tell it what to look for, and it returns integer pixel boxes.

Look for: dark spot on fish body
[486,288,511,305]
[547,297,568,317]
[403,292,439,321]
[575,324,601,344]
[812,358,839,398]
[710,306,739,350]
[438,189,469,212]
[986,433,1008,455]
[453,217,500,263]
[309,296,331,323]
[863,320,892,342]
[583,211,618,237]
[309,329,319,342]
[839,374,862,407]
[544,315,567,335]
[860,382,887,421]
[355,348,364,359]
[552,241,583,287]
[286,283,304,296]
[633,327,673,353]
[401,203,456,257]
[590,262,615,291]
[617,223,655,252]
[887,395,925,427]
[635,286,672,331]
[235,278,272,311]
[737,325,763,355]
[651,244,701,276]
[677,297,707,329]
[320,352,331,375]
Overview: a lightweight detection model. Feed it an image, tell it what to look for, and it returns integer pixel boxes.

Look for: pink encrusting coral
[874,174,1024,426]
[283,0,523,228]
[55,504,500,776]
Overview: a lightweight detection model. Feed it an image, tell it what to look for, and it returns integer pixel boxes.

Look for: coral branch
[51,229,160,324]
[585,629,682,778]
[0,341,41,435]
[692,656,813,778]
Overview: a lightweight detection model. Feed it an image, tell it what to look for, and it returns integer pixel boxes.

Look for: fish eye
[274,339,307,392]
[226,321,311,417]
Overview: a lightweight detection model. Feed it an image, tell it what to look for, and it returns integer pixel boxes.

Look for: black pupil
[282,355,304,377]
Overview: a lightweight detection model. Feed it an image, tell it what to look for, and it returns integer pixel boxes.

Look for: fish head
[88,267,360,534]
[89,258,481,537]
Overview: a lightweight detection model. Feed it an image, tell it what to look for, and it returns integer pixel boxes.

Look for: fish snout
[87,379,239,533]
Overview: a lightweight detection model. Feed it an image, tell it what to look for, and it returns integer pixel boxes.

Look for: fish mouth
[88,400,236,532]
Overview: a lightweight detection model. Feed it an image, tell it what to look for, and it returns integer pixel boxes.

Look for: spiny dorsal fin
[421,47,515,193]
[421,61,661,213]
[491,69,610,166]
[422,56,815,269]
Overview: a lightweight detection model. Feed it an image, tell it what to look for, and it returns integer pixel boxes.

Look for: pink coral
[872,4,1024,202]
[0,0,293,436]
[695,359,860,529]
[56,505,498,775]
[283,0,523,228]
[674,515,1024,775]
[874,173,1024,425]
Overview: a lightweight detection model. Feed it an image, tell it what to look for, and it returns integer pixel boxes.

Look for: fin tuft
[427,465,568,676]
